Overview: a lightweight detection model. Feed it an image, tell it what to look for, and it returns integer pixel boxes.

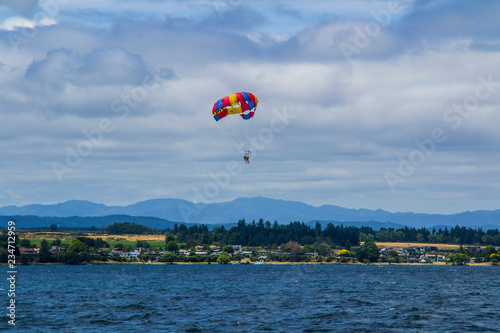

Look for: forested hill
[0,215,196,230]
[1,197,500,229]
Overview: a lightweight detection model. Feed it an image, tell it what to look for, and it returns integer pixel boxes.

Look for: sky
[1,0,499,214]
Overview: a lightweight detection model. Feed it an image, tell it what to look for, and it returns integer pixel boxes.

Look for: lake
[6,264,500,332]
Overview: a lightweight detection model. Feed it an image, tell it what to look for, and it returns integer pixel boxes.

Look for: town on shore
[3,221,500,266]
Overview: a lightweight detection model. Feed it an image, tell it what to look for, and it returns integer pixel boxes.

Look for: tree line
[167,220,500,247]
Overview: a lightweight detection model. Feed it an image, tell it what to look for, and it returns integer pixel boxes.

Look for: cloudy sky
[1,0,499,214]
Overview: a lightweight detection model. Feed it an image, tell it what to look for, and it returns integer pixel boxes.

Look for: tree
[284,241,304,255]
[446,253,469,265]
[64,252,86,265]
[67,239,87,253]
[161,253,177,264]
[338,249,350,257]
[19,239,31,248]
[303,244,313,253]
[314,243,332,256]
[50,224,58,231]
[483,245,496,260]
[489,253,499,264]
[166,240,179,253]
[222,245,234,254]
[106,222,154,235]
[136,240,150,249]
[217,251,231,264]
[356,241,380,263]
[39,239,51,263]
[165,233,176,243]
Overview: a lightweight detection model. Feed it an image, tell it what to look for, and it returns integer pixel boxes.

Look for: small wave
[113,303,148,310]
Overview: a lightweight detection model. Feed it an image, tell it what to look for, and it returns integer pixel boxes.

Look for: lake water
[5,264,500,332]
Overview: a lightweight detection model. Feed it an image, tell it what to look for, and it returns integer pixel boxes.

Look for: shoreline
[4,261,495,266]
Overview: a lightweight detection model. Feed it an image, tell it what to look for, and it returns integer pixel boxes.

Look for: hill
[1,197,499,229]
[0,215,197,230]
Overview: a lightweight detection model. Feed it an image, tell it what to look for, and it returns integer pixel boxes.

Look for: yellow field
[374,242,465,250]
[87,234,165,242]
[18,231,165,243]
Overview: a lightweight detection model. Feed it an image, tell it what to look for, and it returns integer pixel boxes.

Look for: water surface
[5,264,500,332]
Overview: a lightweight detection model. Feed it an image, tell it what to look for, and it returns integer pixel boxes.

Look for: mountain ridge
[1,197,499,229]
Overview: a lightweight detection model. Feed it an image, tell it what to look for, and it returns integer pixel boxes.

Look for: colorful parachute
[212,92,258,121]
[212,92,258,155]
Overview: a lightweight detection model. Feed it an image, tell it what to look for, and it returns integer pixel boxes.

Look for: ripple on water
[14,264,500,332]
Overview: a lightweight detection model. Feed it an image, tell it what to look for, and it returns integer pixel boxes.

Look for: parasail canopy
[211,92,259,155]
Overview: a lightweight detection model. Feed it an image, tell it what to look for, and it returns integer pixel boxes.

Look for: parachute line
[212,92,258,156]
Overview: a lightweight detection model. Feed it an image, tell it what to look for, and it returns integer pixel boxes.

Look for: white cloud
[0,15,57,31]
[1,16,36,31]
[0,0,499,214]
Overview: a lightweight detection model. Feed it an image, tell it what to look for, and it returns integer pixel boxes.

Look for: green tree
[446,253,470,265]
[489,253,499,264]
[303,244,313,253]
[483,245,496,260]
[39,239,52,263]
[222,245,234,254]
[356,241,380,262]
[136,240,150,249]
[217,251,231,264]
[161,252,177,264]
[345,239,352,251]
[63,252,86,265]
[50,224,58,231]
[314,243,332,256]
[67,239,87,253]
[387,250,400,263]
[165,233,176,243]
[166,240,179,253]
[19,239,31,248]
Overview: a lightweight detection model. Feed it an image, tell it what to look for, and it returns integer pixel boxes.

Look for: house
[404,247,421,255]
[420,254,432,263]
[19,247,39,255]
[420,246,437,252]
[179,249,190,257]
[195,251,208,256]
[128,251,141,260]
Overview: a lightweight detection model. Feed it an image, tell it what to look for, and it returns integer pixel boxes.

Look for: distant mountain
[0,215,196,230]
[1,197,500,229]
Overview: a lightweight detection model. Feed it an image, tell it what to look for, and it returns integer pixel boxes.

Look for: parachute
[212,92,258,157]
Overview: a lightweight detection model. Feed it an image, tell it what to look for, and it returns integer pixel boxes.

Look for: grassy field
[19,231,167,248]
[374,242,470,250]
